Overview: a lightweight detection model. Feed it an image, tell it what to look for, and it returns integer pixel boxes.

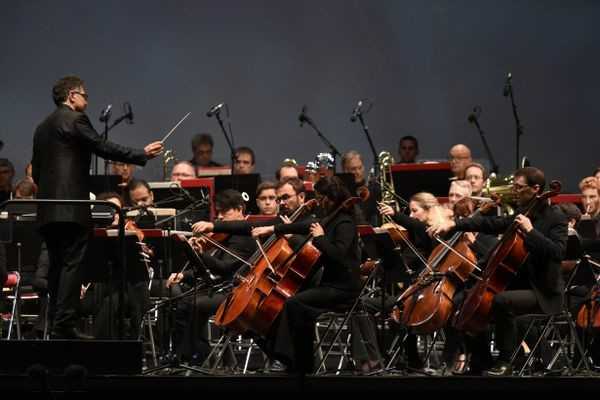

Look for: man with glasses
[429,167,567,376]
[31,75,163,339]
[448,144,473,180]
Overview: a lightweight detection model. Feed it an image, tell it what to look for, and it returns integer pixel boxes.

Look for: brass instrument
[482,173,516,215]
[162,149,176,181]
[378,151,399,213]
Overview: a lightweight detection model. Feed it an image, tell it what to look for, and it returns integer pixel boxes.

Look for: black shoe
[268,360,287,373]
[51,327,94,340]
[484,361,513,377]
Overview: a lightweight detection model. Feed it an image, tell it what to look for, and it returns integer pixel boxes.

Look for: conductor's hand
[166,272,184,288]
[192,221,214,234]
[144,141,164,158]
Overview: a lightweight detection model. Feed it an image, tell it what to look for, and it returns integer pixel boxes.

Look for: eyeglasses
[512,182,530,191]
[276,194,296,202]
[72,91,88,100]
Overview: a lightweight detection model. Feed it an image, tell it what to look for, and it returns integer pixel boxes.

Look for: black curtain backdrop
[1,0,599,192]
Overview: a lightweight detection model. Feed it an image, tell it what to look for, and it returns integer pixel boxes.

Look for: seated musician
[233,146,256,175]
[398,135,419,164]
[127,178,154,207]
[429,167,568,376]
[377,193,446,370]
[275,159,299,181]
[341,150,379,224]
[166,189,257,364]
[255,181,278,216]
[170,160,197,182]
[247,176,362,374]
[464,163,487,197]
[448,144,473,180]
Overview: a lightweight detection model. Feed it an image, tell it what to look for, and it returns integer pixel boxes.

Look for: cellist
[249,176,362,375]
[429,167,568,376]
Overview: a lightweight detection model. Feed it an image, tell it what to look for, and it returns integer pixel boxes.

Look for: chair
[313,264,383,375]
[2,272,21,339]
[509,259,593,376]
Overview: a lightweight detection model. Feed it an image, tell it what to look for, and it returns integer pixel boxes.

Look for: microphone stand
[469,115,499,174]
[96,109,132,175]
[505,81,524,170]
[211,110,236,173]
[354,112,379,190]
[300,114,341,172]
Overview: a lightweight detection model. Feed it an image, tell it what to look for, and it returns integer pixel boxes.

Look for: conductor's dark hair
[52,76,85,106]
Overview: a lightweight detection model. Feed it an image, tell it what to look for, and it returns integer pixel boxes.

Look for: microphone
[0,140,3,151]
[467,106,482,124]
[350,100,363,122]
[503,72,512,97]
[298,105,308,127]
[206,102,225,117]
[99,104,112,123]
[123,102,134,124]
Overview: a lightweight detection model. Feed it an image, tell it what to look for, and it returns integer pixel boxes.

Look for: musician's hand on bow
[166,272,184,288]
[377,202,396,217]
[310,222,325,238]
[188,237,204,253]
[192,221,214,234]
[144,141,164,158]
[515,214,533,234]
[426,219,456,237]
[252,226,274,238]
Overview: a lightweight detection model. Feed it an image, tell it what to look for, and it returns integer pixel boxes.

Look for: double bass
[453,181,561,335]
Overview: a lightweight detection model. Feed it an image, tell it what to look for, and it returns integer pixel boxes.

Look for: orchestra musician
[255,181,279,216]
[429,167,568,376]
[166,189,257,364]
[448,144,473,180]
[31,75,163,339]
[248,176,362,374]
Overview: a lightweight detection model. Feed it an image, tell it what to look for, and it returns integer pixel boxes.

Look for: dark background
[1,0,598,192]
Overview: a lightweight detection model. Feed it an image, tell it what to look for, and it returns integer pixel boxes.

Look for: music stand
[391,163,453,200]
[84,231,148,339]
[90,174,123,195]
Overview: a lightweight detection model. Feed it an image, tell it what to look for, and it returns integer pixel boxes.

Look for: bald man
[449,144,472,180]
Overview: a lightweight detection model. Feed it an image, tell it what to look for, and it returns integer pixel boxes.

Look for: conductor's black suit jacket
[32,105,148,228]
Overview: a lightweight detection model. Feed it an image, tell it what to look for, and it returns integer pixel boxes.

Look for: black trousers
[94,280,149,339]
[174,289,227,363]
[491,289,542,362]
[41,222,89,330]
[262,286,358,374]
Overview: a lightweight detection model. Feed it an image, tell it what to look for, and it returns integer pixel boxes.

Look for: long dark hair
[314,176,358,221]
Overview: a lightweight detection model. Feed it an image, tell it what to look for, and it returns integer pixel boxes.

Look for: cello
[396,203,481,335]
[215,195,361,336]
[453,181,562,335]
[213,199,319,335]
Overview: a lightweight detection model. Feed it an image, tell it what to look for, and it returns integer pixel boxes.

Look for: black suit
[31,104,148,332]
[0,243,7,288]
[455,203,567,361]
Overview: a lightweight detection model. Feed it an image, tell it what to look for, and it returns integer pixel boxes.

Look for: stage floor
[2,372,600,393]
